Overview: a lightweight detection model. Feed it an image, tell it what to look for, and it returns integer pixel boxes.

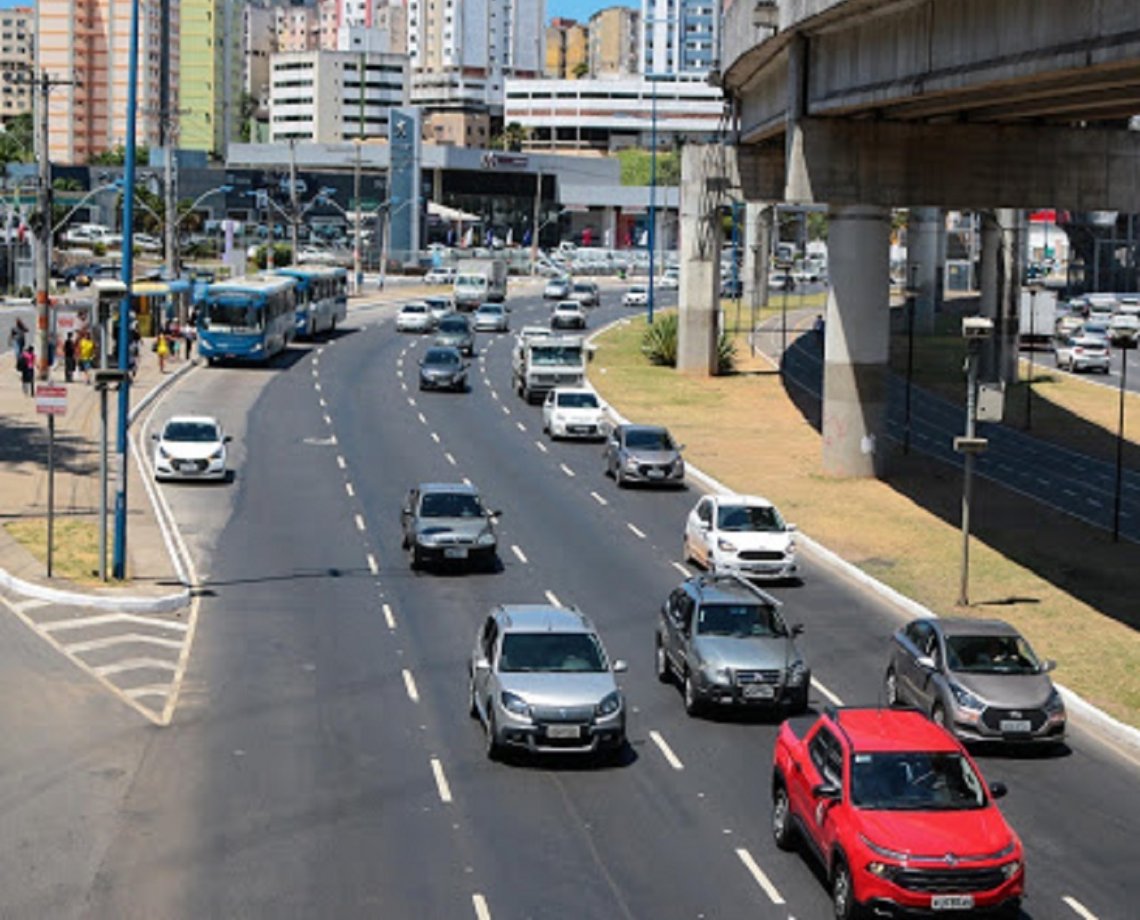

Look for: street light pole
[353,140,362,294]
[956,317,993,606]
[647,76,657,326]
[904,262,919,454]
[288,139,300,265]
[1113,336,1134,542]
[1025,287,1036,430]
[34,70,51,383]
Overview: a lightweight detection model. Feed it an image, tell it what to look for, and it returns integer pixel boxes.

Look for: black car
[60,262,121,287]
[418,346,468,392]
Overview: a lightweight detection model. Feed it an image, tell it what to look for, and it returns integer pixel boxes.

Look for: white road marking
[462,477,472,486]
[402,669,420,703]
[511,545,528,564]
[1037,478,1050,486]
[11,598,50,614]
[354,514,366,532]
[1087,498,1102,507]
[367,554,379,576]
[560,463,576,478]
[418,412,427,424]
[501,406,510,415]
[516,422,526,432]
[535,441,548,453]
[323,414,332,426]
[383,603,396,630]
[337,455,347,470]
[408,397,416,407]
[319,398,327,408]
[401,382,407,391]
[94,658,179,677]
[445,452,457,465]
[431,432,440,443]
[345,482,355,497]
[491,390,499,401]
[649,730,684,770]
[311,369,319,377]
[812,677,844,706]
[590,491,608,506]
[125,685,171,701]
[316,347,324,356]
[314,382,322,392]
[430,757,453,804]
[397,369,403,378]
[1063,896,1099,920]
[41,613,188,634]
[63,633,185,654]
[671,561,691,576]
[627,522,646,539]
[736,848,785,905]
[472,894,492,920]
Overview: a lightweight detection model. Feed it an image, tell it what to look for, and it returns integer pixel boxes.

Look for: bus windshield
[203,297,264,332]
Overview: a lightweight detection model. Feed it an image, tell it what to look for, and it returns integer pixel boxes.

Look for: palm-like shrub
[642,311,736,374]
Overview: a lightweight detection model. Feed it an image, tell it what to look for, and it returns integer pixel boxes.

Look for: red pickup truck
[771,707,1024,918]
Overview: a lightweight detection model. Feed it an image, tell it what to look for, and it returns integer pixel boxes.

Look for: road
[1,285,1137,919]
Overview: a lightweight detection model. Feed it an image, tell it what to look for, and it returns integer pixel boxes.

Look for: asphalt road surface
[2,286,1137,919]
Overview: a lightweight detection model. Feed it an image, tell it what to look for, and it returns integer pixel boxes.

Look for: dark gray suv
[656,573,810,716]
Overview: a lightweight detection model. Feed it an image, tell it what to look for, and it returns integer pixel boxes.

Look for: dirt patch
[4,517,118,586]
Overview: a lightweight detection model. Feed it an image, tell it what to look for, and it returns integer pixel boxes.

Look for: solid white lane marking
[671,561,691,576]
[511,545,528,564]
[535,441,548,453]
[812,677,844,706]
[431,431,440,443]
[560,463,576,478]
[590,491,608,506]
[627,522,646,539]
[649,730,684,770]
[367,554,379,576]
[736,848,785,905]
[516,422,526,432]
[337,455,346,469]
[354,514,366,532]
[418,412,427,424]
[1063,896,1098,920]
[345,482,355,497]
[430,757,453,803]
[94,658,179,677]
[445,452,457,465]
[383,603,396,630]
[544,590,561,607]
[323,414,332,425]
[41,613,188,634]
[63,633,184,654]
[472,894,492,920]
[402,669,420,703]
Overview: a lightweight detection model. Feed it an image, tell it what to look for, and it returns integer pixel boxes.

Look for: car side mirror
[916,655,936,670]
[677,444,686,452]
[791,623,805,636]
[151,433,159,441]
[474,656,490,672]
[1041,659,1057,673]
[786,523,797,532]
[812,782,841,801]
[223,435,233,443]
[612,659,628,673]
[490,509,503,519]
[988,781,1008,799]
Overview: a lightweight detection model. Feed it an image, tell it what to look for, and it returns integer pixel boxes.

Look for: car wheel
[655,638,672,684]
[682,535,693,565]
[484,710,502,761]
[884,667,900,707]
[791,684,810,715]
[615,465,627,488]
[409,544,423,571]
[931,703,947,729]
[832,856,858,920]
[772,784,796,851]
[683,671,702,716]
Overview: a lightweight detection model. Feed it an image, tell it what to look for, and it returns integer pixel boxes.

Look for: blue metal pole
[112,0,141,579]
[648,78,657,325]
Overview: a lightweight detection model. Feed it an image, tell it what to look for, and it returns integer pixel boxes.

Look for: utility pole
[353,140,362,294]
[288,138,300,265]
[531,169,542,274]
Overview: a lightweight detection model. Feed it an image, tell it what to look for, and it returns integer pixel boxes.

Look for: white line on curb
[430,757,452,803]
[511,545,528,564]
[649,730,684,770]
[736,848,785,905]
[402,669,420,703]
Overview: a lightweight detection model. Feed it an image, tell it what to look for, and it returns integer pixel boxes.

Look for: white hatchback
[152,415,231,482]
[396,301,435,333]
[683,493,798,581]
[542,387,608,440]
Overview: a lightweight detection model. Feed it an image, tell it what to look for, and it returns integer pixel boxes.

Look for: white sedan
[623,285,648,307]
[396,301,435,333]
[542,387,608,440]
[152,415,231,482]
[683,493,798,580]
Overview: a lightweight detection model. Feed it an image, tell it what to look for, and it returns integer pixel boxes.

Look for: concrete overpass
[677,0,1140,476]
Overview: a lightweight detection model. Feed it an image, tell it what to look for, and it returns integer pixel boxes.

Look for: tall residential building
[276,4,321,53]
[589,6,639,78]
[641,0,717,78]
[37,0,173,165]
[0,7,35,118]
[329,0,408,54]
[181,0,243,156]
[544,18,587,80]
[244,3,277,112]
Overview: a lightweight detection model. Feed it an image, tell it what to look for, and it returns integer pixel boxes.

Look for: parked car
[550,300,587,330]
[569,280,600,307]
[133,232,163,253]
[418,346,468,392]
[424,266,457,285]
[434,313,475,356]
[468,604,628,760]
[683,493,798,581]
[884,617,1066,746]
[603,423,685,488]
[541,387,607,440]
[656,573,809,715]
[395,301,435,333]
[772,707,1025,919]
[151,415,231,482]
[543,276,571,300]
[472,302,509,333]
[1053,333,1110,373]
[622,284,648,307]
[400,482,500,570]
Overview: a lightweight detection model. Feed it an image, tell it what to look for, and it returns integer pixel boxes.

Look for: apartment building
[0,7,34,117]
[642,0,718,79]
[589,6,639,79]
[544,17,587,80]
[181,0,243,156]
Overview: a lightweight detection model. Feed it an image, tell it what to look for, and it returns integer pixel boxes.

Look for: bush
[642,311,737,374]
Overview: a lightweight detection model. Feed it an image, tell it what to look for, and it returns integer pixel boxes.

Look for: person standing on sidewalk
[78,331,95,384]
[8,317,27,365]
[63,331,76,383]
[18,345,34,396]
[155,331,170,373]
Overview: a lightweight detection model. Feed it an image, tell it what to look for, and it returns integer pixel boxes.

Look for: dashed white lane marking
[407,397,416,407]
[311,369,319,377]
[402,669,420,703]
[345,482,355,497]
[590,491,608,506]
[812,677,844,706]
[1037,477,1050,486]
[472,894,492,920]
[671,561,691,576]
[41,613,189,634]
[501,406,510,415]
[736,848,785,905]
[1087,498,1102,507]
[491,390,499,401]
[431,432,440,443]
[462,477,472,486]
[95,658,178,677]
[397,369,403,378]
[337,455,346,470]
[649,730,684,770]
[401,382,407,391]
[516,422,526,432]
[1063,896,1099,920]
[354,514,366,532]
[627,522,646,539]
[323,414,332,426]
[560,464,576,478]
[544,589,562,607]
[511,545,528,564]
[418,412,427,424]
[367,554,379,576]
[535,441,548,453]
[314,381,321,392]
[445,452,457,466]
[319,398,327,408]
[383,603,396,630]
[430,757,453,804]
[63,633,185,654]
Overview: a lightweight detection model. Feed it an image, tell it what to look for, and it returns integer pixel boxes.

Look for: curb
[588,315,1140,759]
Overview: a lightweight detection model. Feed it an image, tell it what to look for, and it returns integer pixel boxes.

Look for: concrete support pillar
[677,145,723,375]
[603,206,617,249]
[906,207,942,333]
[979,210,1021,383]
[743,202,772,312]
[823,204,891,478]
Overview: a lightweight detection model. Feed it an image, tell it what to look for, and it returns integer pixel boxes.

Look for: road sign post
[35,384,67,577]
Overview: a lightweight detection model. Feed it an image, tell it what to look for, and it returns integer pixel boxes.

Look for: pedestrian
[78,331,95,384]
[8,317,27,365]
[18,345,34,396]
[155,331,170,373]
[63,331,76,383]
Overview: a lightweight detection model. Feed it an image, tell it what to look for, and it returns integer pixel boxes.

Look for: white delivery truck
[1018,288,1058,347]
[511,329,588,403]
[452,258,508,310]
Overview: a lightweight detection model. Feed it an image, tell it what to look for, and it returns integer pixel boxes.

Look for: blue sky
[550,1,633,22]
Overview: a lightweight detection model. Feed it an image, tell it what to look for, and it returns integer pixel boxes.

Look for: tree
[572,61,590,79]
[495,122,529,152]
[616,148,680,187]
[0,113,33,167]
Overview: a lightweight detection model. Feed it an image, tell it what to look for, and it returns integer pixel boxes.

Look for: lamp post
[1025,286,1039,430]
[647,75,658,326]
[903,262,920,455]
[1113,334,1136,542]
[956,316,994,606]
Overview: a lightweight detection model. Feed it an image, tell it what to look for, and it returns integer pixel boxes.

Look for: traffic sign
[35,385,68,416]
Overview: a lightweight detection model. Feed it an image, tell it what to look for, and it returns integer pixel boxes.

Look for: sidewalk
[0,326,190,609]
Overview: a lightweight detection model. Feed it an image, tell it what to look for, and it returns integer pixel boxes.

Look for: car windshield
[163,422,219,442]
[625,429,673,450]
[696,603,784,638]
[478,306,502,315]
[946,635,1041,675]
[573,283,594,293]
[420,492,484,517]
[402,304,427,314]
[717,504,785,532]
[557,392,599,409]
[439,318,469,333]
[423,349,460,366]
[531,345,583,366]
[499,632,607,672]
[851,752,987,811]
[1081,322,1109,335]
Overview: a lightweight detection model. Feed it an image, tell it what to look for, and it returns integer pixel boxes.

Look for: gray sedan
[469,604,627,761]
[400,482,500,570]
[884,617,1066,746]
[418,346,468,392]
[603,424,685,487]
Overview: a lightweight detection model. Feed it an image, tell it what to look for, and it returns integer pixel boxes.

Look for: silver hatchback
[469,605,628,760]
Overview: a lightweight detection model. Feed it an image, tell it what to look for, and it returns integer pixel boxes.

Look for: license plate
[931,895,974,910]
[443,547,468,559]
[546,724,581,739]
[570,426,592,434]
[1000,720,1031,733]
[742,684,776,700]
[647,469,665,479]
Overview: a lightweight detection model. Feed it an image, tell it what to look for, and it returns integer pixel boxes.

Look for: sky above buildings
[550,0,625,22]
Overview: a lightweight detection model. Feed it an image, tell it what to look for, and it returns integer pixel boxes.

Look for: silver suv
[469,605,628,760]
[400,482,500,570]
[655,573,810,716]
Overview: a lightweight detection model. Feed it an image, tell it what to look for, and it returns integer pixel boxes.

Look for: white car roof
[710,493,776,509]
[164,415,221,427]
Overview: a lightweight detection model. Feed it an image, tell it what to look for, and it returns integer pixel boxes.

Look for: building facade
[181,0,243,156]
[0,7,35,118]
[642,0,717,78]
[589,6,640,78]
[544,18,587,80]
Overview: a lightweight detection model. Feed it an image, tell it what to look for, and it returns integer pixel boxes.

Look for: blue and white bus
[274,266,348,339]
[197,275,297,364]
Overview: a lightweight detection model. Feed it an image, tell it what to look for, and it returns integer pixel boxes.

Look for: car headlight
[476,530,496,546]
[595,690,622,718]
[623,457,639,470]
[717,538,738,553]
[787,660,807,686]
[949,682,986,712]
[1001,860,1022,880]
[670,459,685,474]
[500,691,532,719]
[417,531,441,546]
[210,447,225,460]
[786,539,797,555]
[703,665,731,685]
[1044,688,1065,714]
[157,446,171,459]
